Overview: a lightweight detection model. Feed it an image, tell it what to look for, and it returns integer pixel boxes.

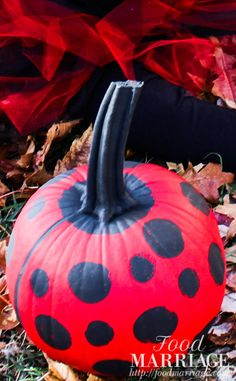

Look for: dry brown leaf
[87,374,124,381]
[23,167,52,188]
[0,304,19,330]
[0,180,9,207]
[212,37,236,109]
[0,275,7,294]
[182,163,234,203]
[225,349,236,361]
[0,341,6,350]
[16,136,35,169]
[214,204,236,241]
[166,162,186,175]
[36,119,81,167]
[225,245,236,264]
[222,293,236,313]
[215,204,236,220]
[0,240,7,273]
[87,375,106,381]
[6,168,24,185]
[227,270,236,291]
[208,321,236,346]
[227,220,236,241]
[0,294,9,315]
[54,126,92,176]
[217,366,236,381]
[45,356,81,381]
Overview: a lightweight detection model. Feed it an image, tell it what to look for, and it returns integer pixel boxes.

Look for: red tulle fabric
[1,0,236,134]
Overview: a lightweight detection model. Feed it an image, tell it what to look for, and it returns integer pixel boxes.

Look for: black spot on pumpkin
[208,243,225,285]
[93,359,133,376]
[85,321,114,346]
[68,262,111,303]
[130,256,154,282]
[134,306,178,343]
[6,232,14,265]
[143,219,184,258]
[30,269,49,297]
[178,268,200,297]
[59,174,154,234]
[27,198,46,219]
[180,182,210,216]
[35,315,71,350]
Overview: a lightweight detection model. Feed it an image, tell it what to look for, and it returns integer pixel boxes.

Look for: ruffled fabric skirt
[0,0,236,134]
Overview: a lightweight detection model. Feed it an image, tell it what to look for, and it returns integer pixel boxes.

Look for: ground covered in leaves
[0,119,236,381]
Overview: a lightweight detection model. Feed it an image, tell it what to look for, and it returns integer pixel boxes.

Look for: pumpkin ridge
[14,213,80,320]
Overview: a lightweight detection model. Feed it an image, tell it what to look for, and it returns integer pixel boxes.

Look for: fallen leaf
[0,180,9,207]
[227,270,236,291]
[182,163,234,203]
[0,240,7,273]
[0,275,7,294]
[214,204,236,241]
[218,224,229,239]
[0,341,6,350]
[16,136,35,169]
[87,375,106,381]
[222,293,236,313]
[36,120,81,168]
[225,349,236,361]
[54,125,92,176]
[213,211,233,227]
[215,204,236,220]
[208,322,236,345]
[45,355,81,381]
[227,220,236,241]
[212,37,236,109]
[22,167,52,188]
[6,168,24,184]
[225,245,236,264]
[0,159,18,175]
[0,293,9,315]
[0,304,19,330]
[216,365,236,381]
[87,375,124,381]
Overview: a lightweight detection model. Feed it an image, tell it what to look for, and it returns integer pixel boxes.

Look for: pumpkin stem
[81,81,143,223]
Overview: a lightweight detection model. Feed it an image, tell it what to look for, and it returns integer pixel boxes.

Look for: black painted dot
[134,306,178,343]
[35,315,71,350]
[130,256,154,282]
[59,174,154,234]
[85,321,114,346]
[27,198,46,219]
[180,182,210,216]
[68,262,111,303]
[143,219,184,258]
[208,243,225,285]
[178,268,200,297]
[30,269,49,297]
[93,359,133,376]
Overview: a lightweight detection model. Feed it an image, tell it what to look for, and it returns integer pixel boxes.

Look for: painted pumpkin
[6,81,225,377]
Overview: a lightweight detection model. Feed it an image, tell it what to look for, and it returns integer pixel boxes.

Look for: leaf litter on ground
[0,122,236,380]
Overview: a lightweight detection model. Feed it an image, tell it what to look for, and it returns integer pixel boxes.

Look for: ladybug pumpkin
[6,81,225,377]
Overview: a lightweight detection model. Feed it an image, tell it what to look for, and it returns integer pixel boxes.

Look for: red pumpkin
[6,81,225,377]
